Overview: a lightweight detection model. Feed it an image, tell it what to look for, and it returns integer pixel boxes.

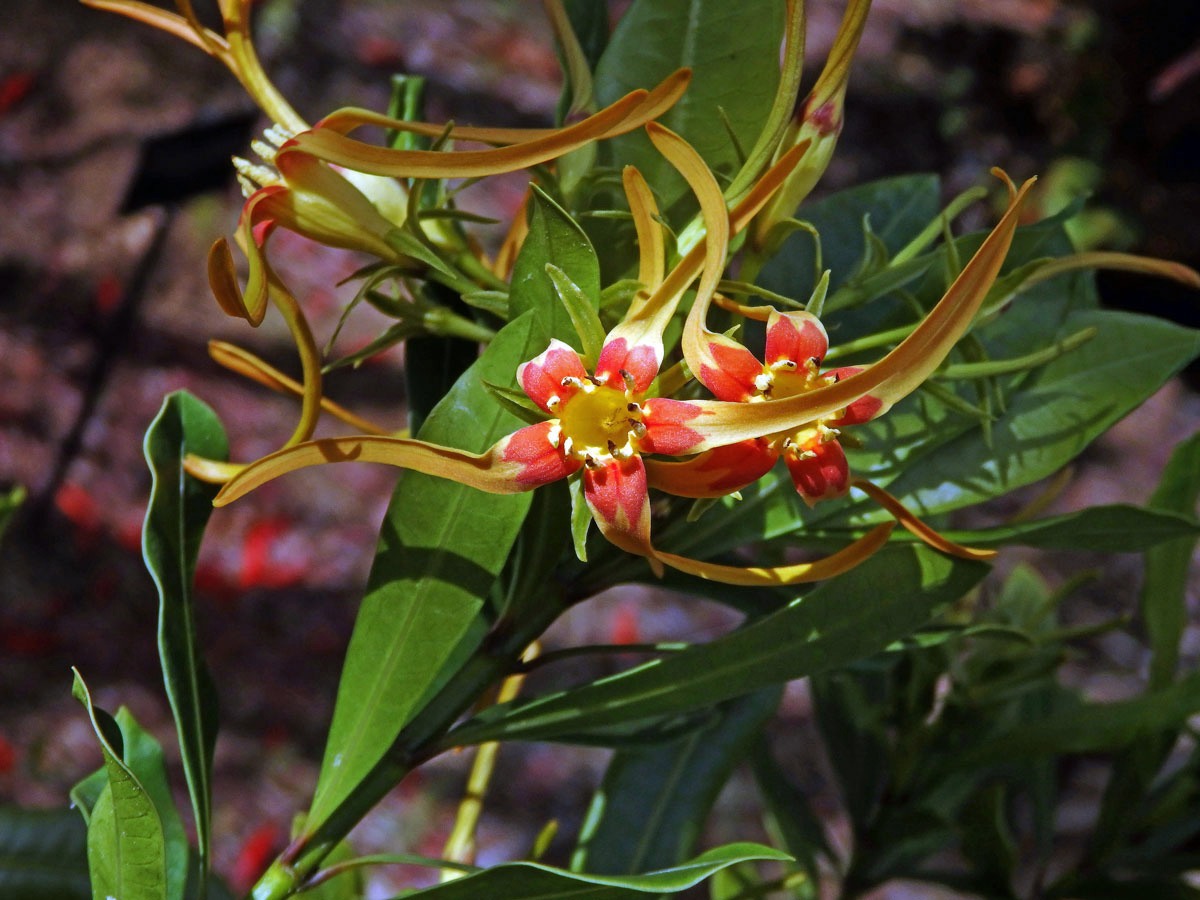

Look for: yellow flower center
[760,364,843,452]
[557,382,644,465]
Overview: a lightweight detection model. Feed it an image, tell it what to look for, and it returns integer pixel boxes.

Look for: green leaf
[446,547,986,746]
[73,671,167,900]
[1143,430,1200,689]
[808,504,1200,553]
[113,709,192,900]
[509,186,600,350]
[546,262,606,362]
[592,0,784,217]
[306,313,545,832]
[0,483,24,544]
[0,806,90,900]
[760,175,942,300]
[395,843,790,900]
[954,669,1200,767]
[831,310,1200,524]
[572,688,781,875]
[141,392,225,880]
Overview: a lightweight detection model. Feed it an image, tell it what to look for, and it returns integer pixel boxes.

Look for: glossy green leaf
[1143,430,1200,689]
[825,310,1200,526]
[306,313,544,831]
[593,0,784,216]
[446,547,986,746]
[509,186,600,350]
[0,806,90,900]
[141,391,225,879]
[73,671,167,900]
[546,262,606,362]
[396,843,789,900]
[572,688,781,875]
[760,175,942,300]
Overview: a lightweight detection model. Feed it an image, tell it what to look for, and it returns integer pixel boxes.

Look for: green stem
[933,327,1096,380]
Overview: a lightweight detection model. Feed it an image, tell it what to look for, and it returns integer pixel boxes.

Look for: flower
[208,123,898,585]
[648,305,881,506]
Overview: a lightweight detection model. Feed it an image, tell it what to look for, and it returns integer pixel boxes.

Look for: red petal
[645,438,778,498]
[517,339,588,413]
[584,456,652,556]
[640,398,707,455]
[784,439,849,505]
[765,310,829,366]
[594,336,660,394]
[824,366,889,425]
[499,421,579,486]
[698,339,765,401]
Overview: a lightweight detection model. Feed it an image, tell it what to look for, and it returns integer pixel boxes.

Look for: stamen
[250,138,278,164]
[547,423,562,448]
[798,449,818,460]
[236,175,258,200]
[770,359,798,372]
[232,156,278,188]
[619,369,637,394]
[804,357,820,374]
[630,420,647,438]
[264,125,295,147]
[547,395,561,410]
[627,402,641,413]
[614,444,636,459]
[561,436,574,456]
[754,372,773,393]
[817,423,840,442]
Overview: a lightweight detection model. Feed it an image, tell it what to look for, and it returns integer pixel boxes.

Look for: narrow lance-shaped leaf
[141,392,226,881]
[1143,429,1200,689]
[444,547,986,747]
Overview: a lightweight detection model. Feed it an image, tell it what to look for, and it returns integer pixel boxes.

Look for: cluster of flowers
[87,0,1190,586]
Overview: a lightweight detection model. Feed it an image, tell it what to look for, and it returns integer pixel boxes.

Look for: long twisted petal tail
[655,522,894,586]
[597,123,730,390]
[679,144,813,396]
[208,341,390,435]
[212,421,577,506]
[290,71,691,179]
[81,0,229,54]
[852,480,996,561]
[1021,251,1200,291]
[678,172,1036,452]
[623,166,665,295]
[314,68,689,145]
